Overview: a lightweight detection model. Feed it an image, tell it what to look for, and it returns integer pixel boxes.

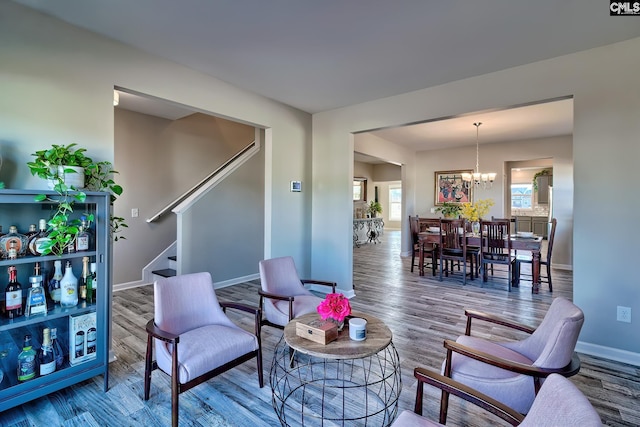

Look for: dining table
[418,231,544,293]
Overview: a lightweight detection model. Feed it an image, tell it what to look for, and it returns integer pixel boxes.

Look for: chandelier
[461,122,496,189]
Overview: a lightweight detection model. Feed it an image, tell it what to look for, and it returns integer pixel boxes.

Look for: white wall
[0,3,313,279]
[313,37,640,362]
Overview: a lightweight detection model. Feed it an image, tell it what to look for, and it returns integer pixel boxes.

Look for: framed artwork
[434,170,473,205]
[353,177,367,202]
[290,181,302,192]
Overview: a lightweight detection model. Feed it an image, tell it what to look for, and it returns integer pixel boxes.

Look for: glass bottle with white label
[48,260,63,304]
[26,262,47,316]
[38,328,56,376]
[5,266,23,318]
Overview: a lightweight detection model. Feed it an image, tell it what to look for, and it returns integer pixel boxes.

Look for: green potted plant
[27,144,127,255]
[27,143,93,190]
[435,202,461,218]
[368,200,382,218]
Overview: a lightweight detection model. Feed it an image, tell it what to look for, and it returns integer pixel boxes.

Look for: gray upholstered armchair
[144,272,263,427]
[258,256,336,332]
[392,369,601,426]
[440,297,584,420]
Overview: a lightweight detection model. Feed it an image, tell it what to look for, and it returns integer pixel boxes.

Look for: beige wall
[114,109,255,284]
[313,37,640,362]
[0,2,313,285]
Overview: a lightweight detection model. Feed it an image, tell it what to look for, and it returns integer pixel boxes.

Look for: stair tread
[152,268,176,278]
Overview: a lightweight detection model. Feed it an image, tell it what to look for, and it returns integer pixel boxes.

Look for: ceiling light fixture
[462,122,496,189]
[113,90,119,106]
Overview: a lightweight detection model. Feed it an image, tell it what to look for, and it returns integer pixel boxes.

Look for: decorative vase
[47,165,85,190]
[472,221,480,235]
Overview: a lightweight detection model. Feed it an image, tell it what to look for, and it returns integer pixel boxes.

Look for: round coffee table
[270,312,401,426]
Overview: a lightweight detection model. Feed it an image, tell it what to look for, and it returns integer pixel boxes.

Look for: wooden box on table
[295,318,338,345]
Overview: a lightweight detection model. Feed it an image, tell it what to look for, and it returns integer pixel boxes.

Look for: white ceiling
[17,1,638,152]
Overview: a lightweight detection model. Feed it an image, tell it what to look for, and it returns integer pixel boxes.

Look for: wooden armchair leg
[144,335,153,400]
[171,346,179,427]
[257,349,264,388]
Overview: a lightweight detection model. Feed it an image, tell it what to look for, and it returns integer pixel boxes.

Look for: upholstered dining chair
[144,272,263,427]
[392,370,601,426]
[440,297,584,419]
[513,218,557,291]
[479,219,514,290]
[258,256,336,333]
[410,215,438,275]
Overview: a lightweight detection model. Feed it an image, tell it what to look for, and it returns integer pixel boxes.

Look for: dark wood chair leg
[257,349,264,388]
[144,335,153,400]
[440,349,453,424]
[411,249,416,272]
[171,345,179,427]
[547,263,553,292]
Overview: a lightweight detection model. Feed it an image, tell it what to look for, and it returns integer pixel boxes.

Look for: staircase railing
[146,136,259,223]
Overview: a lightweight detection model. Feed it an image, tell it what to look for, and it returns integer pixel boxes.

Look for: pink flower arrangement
[317,293,352,323]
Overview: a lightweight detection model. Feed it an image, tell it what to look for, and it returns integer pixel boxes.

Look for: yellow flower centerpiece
[460,199,495,222]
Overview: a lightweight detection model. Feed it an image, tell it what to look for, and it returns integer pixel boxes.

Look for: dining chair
[439,218,474,285]
[440,297,583,417]
[410,215,438,275]
[258,256,336,333]
[513,218,557,291]
[144,272,263,427]
[479,219,514,291]
[392,370,601,426]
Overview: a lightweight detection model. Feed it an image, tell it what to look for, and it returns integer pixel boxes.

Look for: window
[389,185,402,221]
[511,184,532,209]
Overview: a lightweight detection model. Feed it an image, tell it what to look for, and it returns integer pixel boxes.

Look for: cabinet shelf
[0,302,97,332]
[0,251,98,268]
[0,190,110,412]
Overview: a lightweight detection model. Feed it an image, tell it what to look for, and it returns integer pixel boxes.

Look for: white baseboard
[213,273,260,289]
[113,279,149,292]
[114,273,260,293]
[576,341,640,367]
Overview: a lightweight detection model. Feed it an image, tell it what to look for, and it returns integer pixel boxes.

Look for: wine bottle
[86,261,95,304]
[48,260,63,304]
[60,261,78,308]
[90,262,97,302]
[5,265,23,318]
[79,257,89,300]
[50,327,64,369]
[38,328,56,376]
[28,219,50,256]
[17,335,37,382]
[26,262,47,316]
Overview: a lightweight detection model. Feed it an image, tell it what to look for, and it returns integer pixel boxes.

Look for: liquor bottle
[60,261,78,308]
[28,219,50,256]
[86,261,95,304]
[75,330,85,358]
[79,256,90,300]
[25,224,38,241]
[26,262,47,316]
[5,265,23,318]
[75,216,91,252]
[38,328,56,376]
[17,334,37,382]
[8,240,17,260]
[86,327,97,355]
[50,327,65,369]
[48,260,63,304]
[0,226,28,258]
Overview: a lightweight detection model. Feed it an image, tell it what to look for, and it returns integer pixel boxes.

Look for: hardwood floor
[2,230,638,426]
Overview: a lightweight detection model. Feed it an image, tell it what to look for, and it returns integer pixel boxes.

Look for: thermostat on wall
[290,181,302,192]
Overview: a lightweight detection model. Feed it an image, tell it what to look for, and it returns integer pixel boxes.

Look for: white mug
[349,318,367,341]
